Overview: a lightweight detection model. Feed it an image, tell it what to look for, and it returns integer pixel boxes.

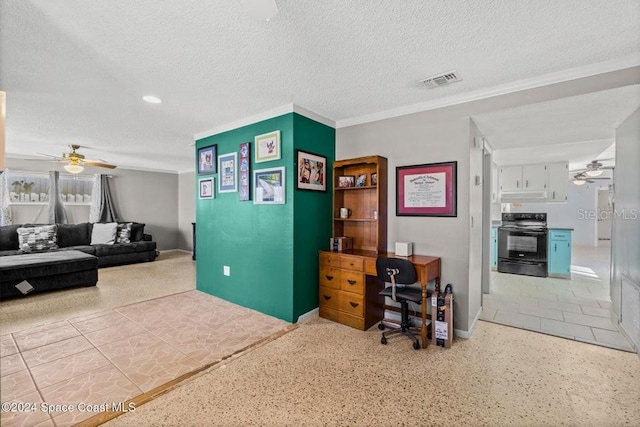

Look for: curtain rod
[4,170,115,178]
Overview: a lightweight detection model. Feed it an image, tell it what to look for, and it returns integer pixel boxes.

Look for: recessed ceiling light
[142,95,162,104]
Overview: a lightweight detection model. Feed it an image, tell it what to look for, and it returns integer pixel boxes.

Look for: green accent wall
[195,112,335,322]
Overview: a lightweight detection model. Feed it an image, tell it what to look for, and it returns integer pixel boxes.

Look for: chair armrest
[143,234,153,241]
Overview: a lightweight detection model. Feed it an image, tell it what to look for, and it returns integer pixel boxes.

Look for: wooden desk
[318,250,441,348]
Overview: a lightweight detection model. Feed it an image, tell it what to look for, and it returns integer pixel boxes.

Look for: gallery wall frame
[197,144,217,175]
[296,149,327,192]
[396,161,457,217]
[199,177,215,199]
[218,152,238,193]
[255,130,281,163]
[239,142,251,201]
[254,166,285,204]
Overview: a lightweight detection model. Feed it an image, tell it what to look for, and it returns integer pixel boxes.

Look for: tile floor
[481,241,635,352]
[0,290,289,427]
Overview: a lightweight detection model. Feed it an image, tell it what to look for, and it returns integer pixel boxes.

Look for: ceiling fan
[570,158,614,185]
[39,144,117,174]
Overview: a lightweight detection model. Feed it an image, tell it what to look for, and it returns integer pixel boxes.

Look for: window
[7,172,92,205]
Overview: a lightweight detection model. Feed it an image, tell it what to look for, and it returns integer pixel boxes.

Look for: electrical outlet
[223,266,230,276]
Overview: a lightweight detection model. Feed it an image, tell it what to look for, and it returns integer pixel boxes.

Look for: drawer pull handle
[347,279,356,285]
[349,302,359,308]
[323,295,332,301]
[325,275,334,281]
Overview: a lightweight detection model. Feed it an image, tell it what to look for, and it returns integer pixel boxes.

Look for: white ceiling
[1,0,639,173]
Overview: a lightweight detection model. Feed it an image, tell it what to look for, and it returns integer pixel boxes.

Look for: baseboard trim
[454,306,482,339]
[296,307,319,324]
[159,249,192,254]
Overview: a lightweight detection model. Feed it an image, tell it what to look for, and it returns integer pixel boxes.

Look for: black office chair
[376,257,422,350]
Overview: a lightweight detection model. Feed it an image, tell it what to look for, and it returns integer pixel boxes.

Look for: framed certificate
[396,161,457,217]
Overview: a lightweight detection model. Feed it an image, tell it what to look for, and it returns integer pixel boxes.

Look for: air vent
[420,71,462,89]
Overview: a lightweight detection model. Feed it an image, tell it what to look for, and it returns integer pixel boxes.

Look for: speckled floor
[104,317,640,427]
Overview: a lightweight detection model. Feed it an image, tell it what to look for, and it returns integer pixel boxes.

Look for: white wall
[5,158,180,250]
[178,171,195,252]
[510,178,611,247]
[612,108,640,350]
[337,114,474,332]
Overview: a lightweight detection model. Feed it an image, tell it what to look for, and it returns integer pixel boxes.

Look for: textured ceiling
[1,0,639,172]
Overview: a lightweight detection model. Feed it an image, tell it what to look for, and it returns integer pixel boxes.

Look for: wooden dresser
[318,250,384,330]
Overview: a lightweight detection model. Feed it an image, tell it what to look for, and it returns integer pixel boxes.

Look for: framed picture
[338,175,355,188]
[296,150,327,192]
[197,144,217,175]
[356,174,367,187]
[199,178,214,199]
[371,173,377,186]
[218,152,238,193]
[396,161,457,217]
[239,142,251,201]
[254,167,285,204]
[255,130,281,163]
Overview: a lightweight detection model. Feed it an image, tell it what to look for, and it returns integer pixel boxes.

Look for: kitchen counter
[547,227,574,231]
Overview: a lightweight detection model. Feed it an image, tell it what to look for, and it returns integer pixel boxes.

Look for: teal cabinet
[491,227,498,270]
[548,229,572,278]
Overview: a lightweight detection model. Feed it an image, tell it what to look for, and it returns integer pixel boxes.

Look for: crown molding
[336,54,640,129]
[194,104,335,141]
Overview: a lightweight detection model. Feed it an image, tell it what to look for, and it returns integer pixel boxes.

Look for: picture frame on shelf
[239,142,251,201]
[338,175,355,188]
[396,161,457,217]
[296,150,327,192]
[254,166,285,204]
[197,144,217,175]
[371,172,377,186]
[255,130,281,163]
[218,152,238,193]
[199,178,214,199]
[356,174,367,187]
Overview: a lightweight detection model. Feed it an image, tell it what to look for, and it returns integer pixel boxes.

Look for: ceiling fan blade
[82,159,117,169]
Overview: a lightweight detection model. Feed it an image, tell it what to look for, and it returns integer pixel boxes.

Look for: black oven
[497,213,548,278]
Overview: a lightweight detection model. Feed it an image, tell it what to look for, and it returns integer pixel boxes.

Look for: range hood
[500,191,548,203]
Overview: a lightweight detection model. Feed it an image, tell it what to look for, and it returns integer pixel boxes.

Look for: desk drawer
[319,267,340,289]
[364,257,377,276]
[339,291,364,317]
[319,286,340,310]
[320,252,341,267]
[340,270,365,294]
[340,256,363,271]
[319,306,365,330]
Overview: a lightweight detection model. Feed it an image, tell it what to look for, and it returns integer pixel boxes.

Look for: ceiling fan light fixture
[64,163,84,174]
[573,179,586,186]
[585,169,603,177]
[142,95,162,104]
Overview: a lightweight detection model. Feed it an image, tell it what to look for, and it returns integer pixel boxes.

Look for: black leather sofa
[0,222,157,267]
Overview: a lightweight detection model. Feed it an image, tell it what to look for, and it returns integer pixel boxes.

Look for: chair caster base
[413,341,420,350]
[378,323,385,330]
[381,336,387,345]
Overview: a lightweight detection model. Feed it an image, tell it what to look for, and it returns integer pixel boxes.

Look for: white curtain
[89,173,102,222]
[0,170,13,226]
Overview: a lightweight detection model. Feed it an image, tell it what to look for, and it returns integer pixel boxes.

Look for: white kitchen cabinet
[522,164,547,191]
[547,162,568,202]
[499,166,523,192]
[500,164,546,192]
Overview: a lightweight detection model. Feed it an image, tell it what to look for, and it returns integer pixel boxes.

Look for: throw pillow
[17,225,58,253]
[130,223,145,242]
[91,222,118,245]
[116,222,133,244]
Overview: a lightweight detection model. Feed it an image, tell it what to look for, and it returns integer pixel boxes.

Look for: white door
[597,189,612,241]
[522,164,547,191]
